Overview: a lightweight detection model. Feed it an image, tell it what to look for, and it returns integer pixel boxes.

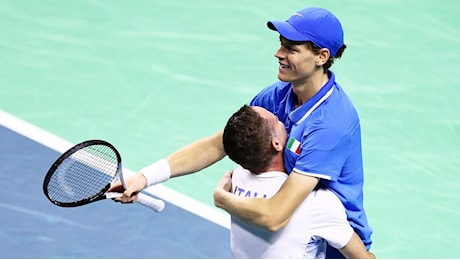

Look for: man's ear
[272,138,284,152]
[316,48,330,66]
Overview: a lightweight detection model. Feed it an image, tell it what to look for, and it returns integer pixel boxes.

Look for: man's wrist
[139,159,171,187]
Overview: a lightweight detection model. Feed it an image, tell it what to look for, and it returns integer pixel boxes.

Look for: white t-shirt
[230,165,353,259]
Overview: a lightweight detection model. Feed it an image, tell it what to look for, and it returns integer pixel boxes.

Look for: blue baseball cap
[267,7,344,57]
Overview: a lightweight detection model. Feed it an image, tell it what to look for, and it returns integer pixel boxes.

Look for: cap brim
[267,20,310,42]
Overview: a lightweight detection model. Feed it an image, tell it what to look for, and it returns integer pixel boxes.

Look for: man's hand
[217,170,233,192]
[109,172,148,203]
[214,170,233,209]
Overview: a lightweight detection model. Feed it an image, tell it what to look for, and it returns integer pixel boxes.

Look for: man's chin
[277,75,290,83]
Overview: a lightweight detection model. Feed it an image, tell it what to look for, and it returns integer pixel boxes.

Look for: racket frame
[43,140,121,207]
[43,140,165,212]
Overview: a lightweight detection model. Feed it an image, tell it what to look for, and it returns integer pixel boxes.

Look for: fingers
[214,170,235,209]
[112,188,138,203]
[111,172,146,204]
[108,180,124,193]
[112,193,138,203]
[216,170,233,192]
[123,187,139,200]
[225,170,233,178]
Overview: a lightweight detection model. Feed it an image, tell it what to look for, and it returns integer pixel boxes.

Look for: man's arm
[113,130,226,201]
[216,172,375,259]
[339,232,376,259]
[214,171,318,231]
[167,130,226,177]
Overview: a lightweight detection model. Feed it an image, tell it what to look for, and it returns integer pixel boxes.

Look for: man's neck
[292,71,329,106]
[262,154,286,173]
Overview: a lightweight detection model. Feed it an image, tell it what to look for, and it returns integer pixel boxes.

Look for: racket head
[43,140,122,207]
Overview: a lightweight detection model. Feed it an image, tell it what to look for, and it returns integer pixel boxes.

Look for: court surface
[0,122,231,258]
[1,0,460,258]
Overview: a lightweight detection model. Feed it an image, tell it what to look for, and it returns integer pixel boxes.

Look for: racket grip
[136,193,165,213]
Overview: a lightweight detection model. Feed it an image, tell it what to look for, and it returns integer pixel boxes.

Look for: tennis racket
[43,139,165,212]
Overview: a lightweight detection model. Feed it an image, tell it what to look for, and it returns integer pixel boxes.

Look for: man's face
[252,106,287,147]
[275,37,319,85]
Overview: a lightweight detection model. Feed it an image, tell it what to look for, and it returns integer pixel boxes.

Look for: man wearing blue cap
[114,6,373,259]
[216,7,373,258]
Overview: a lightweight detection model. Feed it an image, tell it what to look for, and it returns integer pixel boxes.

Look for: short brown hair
[223,105,276,173]
[307,41,346,73]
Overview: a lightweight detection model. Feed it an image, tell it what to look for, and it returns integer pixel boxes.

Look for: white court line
[0,109,230,229]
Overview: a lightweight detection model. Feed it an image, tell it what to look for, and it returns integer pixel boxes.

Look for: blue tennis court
[1,0,459,258]
[0,121,231,258]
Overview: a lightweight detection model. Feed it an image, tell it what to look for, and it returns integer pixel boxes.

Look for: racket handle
[136,193,165,213]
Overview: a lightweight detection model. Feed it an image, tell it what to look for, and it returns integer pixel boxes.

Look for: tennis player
[113,6,373,258]
[223,105,374,258]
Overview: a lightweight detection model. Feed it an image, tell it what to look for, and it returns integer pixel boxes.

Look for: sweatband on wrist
[140,159,171,187]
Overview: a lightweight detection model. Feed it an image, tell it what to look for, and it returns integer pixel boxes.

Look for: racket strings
[47,144,119,203]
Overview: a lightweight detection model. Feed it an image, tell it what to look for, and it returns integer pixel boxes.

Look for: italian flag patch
[287,137,301,155]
